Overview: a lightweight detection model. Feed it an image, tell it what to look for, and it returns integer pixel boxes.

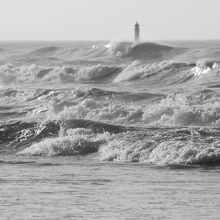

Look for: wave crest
[99,130,220,166]
[114,60,194,82]
[46,92,220,127]
[0,63,122,85]
[190,59,220,76]
[75,64,121,81]
[18,130,108,156]
[109,41,183,60]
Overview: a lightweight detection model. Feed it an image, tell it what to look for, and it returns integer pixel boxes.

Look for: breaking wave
[1,41,220,168]
[0,94,215,166]
[46,92,220,127]
[16,122,220,166]
[113,60,194,82]
[0,86,219,127]
[190,59,220,76]
[109,41,186,60]
[18,42,184,62]
[1,59,219,85]
[0,63,122,85]
[19,131,106,156]
[99,128,220,166]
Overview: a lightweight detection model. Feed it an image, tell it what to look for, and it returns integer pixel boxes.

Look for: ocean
[0,40,220,219]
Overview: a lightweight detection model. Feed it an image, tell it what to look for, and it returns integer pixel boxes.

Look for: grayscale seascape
[0,40,220,219]
[1,0,220,219]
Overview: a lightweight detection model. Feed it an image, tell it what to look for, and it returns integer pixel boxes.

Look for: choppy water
[0,40,220,219]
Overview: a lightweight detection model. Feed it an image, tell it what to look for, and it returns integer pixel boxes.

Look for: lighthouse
[135,22,140,43]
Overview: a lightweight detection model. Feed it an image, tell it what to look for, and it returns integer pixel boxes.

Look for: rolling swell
[15,120,220,166]
[0,63,122,84]
[1,58,219,86]
[47,92,220,127]
[7,42,187,65]
[0,119,135,153]
[113,60,195,83]
[24,45,111,64]
[1,117,219,166]
[71,87,164,102]
[110,42,186,60]
[29,46,60,56]
[1,41,220,167]
[0,61,195,85]
[0,120,60,153]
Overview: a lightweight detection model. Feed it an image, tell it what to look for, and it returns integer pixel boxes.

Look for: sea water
[0,40,220,219]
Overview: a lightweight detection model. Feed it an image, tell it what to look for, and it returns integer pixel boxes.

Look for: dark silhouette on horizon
[135,22,140,43]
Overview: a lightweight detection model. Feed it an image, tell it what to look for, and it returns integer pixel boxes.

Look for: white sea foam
[147,141,220,165]
[0,64,73,84]
[142,93,220,126]
[75,64,121,81]
[99,130,220,165]
[1,41,220,168]
[46,97,144,125]
[0,63,122,85]
[0,59,219,86]
[16,122,220,166]
[18,128,110,156]
[113,60,193,82]
[46,92,220,127]
[190,59,220,76]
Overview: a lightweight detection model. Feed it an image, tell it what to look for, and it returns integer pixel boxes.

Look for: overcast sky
[0,0,219,41]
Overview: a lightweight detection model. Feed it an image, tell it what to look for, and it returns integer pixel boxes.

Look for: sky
[0,0,219,41]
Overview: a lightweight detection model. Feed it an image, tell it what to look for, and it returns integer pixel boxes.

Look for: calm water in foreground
[0,156,220,219]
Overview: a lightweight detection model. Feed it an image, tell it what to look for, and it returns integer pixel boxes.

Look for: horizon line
[1,38,220,42]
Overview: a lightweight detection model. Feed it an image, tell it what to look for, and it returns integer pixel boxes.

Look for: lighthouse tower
[135,22,140,43]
